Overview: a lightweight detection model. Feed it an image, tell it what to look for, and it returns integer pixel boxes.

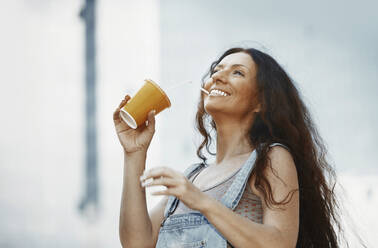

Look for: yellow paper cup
[120,79,171,129]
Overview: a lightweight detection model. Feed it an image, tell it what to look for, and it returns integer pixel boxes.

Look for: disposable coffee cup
[120,79,171,129]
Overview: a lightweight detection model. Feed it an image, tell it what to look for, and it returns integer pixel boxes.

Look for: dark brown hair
[195,47,366,247]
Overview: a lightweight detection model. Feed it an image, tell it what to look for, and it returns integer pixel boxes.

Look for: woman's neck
[214,122,254,165]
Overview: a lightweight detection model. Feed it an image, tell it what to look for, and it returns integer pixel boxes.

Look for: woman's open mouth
[209,89,230,97]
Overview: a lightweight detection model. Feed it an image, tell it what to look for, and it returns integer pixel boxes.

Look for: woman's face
[203,52,260,119]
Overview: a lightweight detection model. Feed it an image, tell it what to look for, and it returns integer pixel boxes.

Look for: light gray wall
[0,0,161,247]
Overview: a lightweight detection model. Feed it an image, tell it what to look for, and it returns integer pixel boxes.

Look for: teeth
[210,89,229,96]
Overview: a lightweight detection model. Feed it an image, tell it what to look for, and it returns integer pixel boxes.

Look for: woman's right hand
[113,95,156,154]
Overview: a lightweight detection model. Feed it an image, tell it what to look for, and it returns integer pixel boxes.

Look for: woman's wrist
[198,193,215,214]
[123,148,148,157]
[123,149,148,167]
[123,149,148,174]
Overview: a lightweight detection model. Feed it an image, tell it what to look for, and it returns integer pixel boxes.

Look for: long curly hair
[195,47,364,247]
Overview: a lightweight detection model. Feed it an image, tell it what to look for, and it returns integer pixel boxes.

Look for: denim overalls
[155,147,260,248]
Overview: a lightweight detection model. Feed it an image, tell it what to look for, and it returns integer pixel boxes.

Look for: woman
[115,48,349,247]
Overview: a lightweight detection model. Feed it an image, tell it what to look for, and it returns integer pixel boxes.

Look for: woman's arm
[200,146,299,248]
[119,151,154,248]
[141,146,299,248]
[114,95,159,248]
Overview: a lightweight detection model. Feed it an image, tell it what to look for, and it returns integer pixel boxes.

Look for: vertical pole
[79,0,98,215]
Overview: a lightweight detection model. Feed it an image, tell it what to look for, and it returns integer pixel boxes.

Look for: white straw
[200,87,209,94]
[165,80,209,96]
[166,80,193,91]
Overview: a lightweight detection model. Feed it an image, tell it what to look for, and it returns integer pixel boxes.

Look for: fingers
[141,176,177,187]
[119,95,131,108]
[113,95,131,124]
[150,189,171,196]
[113,94,157,132]
[113,108,121,123]
[140,167,180,196]
[146,110,156,131]
[140,166,178,182]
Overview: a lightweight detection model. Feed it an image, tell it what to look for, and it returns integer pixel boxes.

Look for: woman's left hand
[140,166,210,212]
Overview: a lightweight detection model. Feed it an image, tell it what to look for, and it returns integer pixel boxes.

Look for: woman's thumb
[147,110,156,131]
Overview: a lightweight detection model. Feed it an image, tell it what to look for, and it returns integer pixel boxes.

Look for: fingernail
[140,175,146,181]
[141,178,153,187]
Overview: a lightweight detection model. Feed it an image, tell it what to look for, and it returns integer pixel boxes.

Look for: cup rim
[120,108,138,129]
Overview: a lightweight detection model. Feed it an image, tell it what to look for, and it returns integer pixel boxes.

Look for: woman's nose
[211,70,226,84]
[204,77,213,86]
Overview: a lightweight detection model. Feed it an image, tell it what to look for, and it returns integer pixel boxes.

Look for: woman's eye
[233,70,244,76]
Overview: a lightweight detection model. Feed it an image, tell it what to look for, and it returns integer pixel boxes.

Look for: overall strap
[163,162,206,217]
[269,142,290,151]
[220,142,289,210]
[220,149,258,209]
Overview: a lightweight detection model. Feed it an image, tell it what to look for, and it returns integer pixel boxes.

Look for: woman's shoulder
[261,145,298,194]
[249,142,296,197]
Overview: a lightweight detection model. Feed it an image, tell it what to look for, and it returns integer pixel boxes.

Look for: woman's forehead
[217,52,256,74]
[218,52,254,67]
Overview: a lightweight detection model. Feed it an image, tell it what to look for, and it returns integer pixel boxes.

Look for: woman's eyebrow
[232,64,250,71]
[215,64,251,72]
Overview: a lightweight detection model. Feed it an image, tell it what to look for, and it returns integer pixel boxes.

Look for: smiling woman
[203,52,260,125]
[115,47,363,248]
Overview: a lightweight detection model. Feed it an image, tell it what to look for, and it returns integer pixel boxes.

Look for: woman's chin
[204,104,228,116]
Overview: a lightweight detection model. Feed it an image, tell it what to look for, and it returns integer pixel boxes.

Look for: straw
[166,80,193,91]
[165,80,209,95]
[200,87,209,94]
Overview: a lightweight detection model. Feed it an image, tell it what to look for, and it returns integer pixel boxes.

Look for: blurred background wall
[0,0,376,247]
